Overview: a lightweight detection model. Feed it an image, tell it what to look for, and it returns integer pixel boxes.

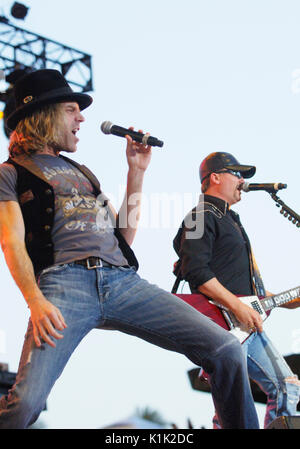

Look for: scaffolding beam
[0,17,93,92]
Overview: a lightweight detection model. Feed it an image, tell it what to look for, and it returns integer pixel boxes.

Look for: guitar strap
[171,261,182,293]
[250,254,266,297]
[228,211,266,297]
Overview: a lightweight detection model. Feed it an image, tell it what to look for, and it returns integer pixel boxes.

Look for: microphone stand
[270,193,300,228]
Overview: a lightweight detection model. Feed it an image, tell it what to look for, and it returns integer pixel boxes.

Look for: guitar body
[175,293,267,343]
[175,286,300,343]
[175,286,300,383]
[175,294,230,331]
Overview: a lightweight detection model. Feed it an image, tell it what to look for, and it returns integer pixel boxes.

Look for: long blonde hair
[8,103,64,157]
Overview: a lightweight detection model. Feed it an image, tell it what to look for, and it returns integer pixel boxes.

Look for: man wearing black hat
[0,70,260,429]
[173,152,300,428]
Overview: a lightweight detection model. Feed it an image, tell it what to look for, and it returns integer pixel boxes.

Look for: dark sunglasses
[202,169,243,183]
[217,169,243,179]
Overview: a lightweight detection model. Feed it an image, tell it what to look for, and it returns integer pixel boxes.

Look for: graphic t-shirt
[0,154,128,266]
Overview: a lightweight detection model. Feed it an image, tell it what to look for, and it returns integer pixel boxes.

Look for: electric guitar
[175,286,300,343]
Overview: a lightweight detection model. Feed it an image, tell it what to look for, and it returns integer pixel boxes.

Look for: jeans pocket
[38,264,69,278]
[117,266,136,273]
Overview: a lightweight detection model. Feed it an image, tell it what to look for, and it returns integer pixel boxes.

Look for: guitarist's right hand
[199,278,264,333]
[231,301,263,333]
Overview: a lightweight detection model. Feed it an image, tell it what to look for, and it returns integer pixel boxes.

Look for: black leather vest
[6,155,139,275]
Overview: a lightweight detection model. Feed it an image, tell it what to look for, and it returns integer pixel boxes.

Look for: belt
[74,257,117,269]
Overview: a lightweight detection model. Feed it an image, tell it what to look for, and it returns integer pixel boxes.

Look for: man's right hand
[199,277,264,333]
[0,201,67,348]
[231,301,263,333]
[28,293,67,348]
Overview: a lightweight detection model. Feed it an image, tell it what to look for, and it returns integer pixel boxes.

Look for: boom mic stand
[270,193,300,228]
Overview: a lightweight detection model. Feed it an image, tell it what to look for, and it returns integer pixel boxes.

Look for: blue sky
[0,0,300,428]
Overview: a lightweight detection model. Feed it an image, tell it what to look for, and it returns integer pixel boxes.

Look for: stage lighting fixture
[10,2,29,20]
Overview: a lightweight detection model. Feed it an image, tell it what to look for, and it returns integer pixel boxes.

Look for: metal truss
[0,17,93,92]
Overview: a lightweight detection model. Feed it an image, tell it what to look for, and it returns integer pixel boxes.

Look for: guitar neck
[260,286,300,312]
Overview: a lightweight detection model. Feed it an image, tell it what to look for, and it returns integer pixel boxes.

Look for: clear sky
[0,0,300,429]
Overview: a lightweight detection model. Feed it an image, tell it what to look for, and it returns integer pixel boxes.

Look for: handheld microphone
[100,121,164,148]
[242,182,287,193]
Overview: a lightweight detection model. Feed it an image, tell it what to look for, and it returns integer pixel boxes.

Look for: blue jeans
[213,331,300,429]
[0,263,259,429]
[243,331,300,428]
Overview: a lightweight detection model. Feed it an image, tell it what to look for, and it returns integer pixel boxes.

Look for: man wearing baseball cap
[173,151,300,428]
[0,71,260,429]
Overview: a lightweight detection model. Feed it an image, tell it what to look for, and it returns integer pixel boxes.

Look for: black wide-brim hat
[6,69,93,131]
[200,152,256,182]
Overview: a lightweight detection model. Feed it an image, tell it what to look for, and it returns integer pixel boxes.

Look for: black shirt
[173,194,254,295]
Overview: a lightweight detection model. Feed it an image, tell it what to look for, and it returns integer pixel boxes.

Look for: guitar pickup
[248,298,267,320]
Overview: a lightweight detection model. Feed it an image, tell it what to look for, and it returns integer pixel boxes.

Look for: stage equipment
[0,10,93,137]
[242,181,300,229]
[101,121,164,147]
[10,2,29,20]
[242,182,287,193]
[270,192,300,228]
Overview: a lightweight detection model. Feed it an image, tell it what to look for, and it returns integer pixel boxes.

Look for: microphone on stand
[100,121,164,147]
[242,182,287,193]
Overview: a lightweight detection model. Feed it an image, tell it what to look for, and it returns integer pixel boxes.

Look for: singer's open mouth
[237,184,244,191]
